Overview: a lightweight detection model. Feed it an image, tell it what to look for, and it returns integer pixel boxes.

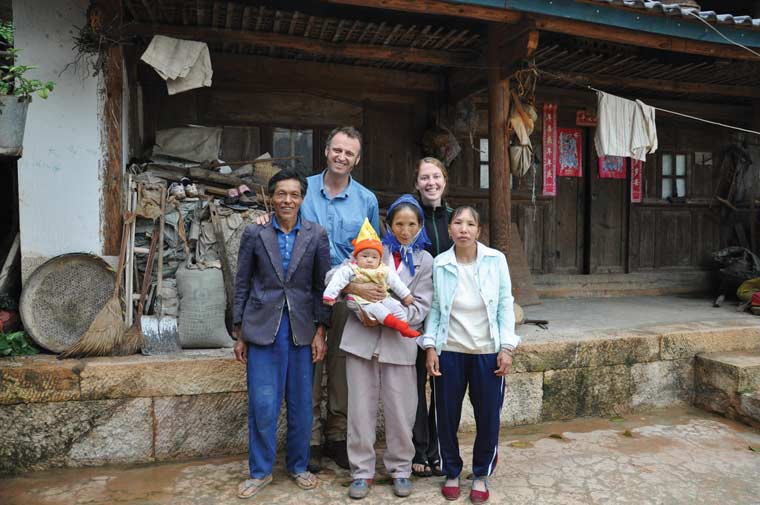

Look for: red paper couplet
[542,104,558,196]
[631,159,643,203]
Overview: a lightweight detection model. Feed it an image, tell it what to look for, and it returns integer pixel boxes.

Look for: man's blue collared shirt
[301,171,380,267]
[271,215,301,342]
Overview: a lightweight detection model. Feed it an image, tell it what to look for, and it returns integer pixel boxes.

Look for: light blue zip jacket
[420,242,520,355]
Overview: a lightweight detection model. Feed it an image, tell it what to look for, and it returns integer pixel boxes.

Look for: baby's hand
[402,294,414,306]
[323,298,336,306]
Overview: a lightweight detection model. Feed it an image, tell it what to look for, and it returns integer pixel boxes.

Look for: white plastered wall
[13,0,105,281]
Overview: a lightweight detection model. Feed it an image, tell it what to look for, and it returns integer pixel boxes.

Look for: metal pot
[0,95,30,157]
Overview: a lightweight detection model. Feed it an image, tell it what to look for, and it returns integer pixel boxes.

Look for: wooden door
[552,174,585,273]
[586,143,628,273]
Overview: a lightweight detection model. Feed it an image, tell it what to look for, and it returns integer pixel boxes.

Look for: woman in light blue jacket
[420,206,520,504]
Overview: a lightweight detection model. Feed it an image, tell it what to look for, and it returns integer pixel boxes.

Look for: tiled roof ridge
[588,0,760,29]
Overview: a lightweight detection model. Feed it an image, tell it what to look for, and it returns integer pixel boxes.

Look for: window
[478,138,513,190]
[661,152,687,199]
[272,127,313,176]
[479,138,489,189]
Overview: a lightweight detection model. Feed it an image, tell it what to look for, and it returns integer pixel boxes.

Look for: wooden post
[487,24,511,256]
[100,0,124,256]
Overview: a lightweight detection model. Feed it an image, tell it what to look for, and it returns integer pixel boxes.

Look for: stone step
[694,350,760,428]
[534,271,713,298]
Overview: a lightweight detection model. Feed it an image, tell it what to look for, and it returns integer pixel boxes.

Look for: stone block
[0,357,81,405]
[66,398,153,466]
[660,324,760,360]
[574,334,660,368]
[79,350,246,400]
[0,398,152,474]
[503,372,543,427]
[631,359,693,409]
[513,342,580,373]
[541,365,633,421]
[694,351,760,428]
[154,393,248,461]
[514,334,659,373]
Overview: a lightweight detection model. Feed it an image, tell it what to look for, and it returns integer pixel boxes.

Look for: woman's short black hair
[449,205,480,227]
[387,202,422,226]
[267,169,308,197]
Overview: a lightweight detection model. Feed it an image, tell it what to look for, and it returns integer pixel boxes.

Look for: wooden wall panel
[363,103,418,190]
[205,91,363,127]
[553,176,584,273]
[692,209,721,268]
[655,210,693,268]
[514,203,547,273]
[630,208,657,270]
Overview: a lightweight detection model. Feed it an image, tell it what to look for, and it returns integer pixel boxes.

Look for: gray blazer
[338,247,433,365]
[233,218,331,346]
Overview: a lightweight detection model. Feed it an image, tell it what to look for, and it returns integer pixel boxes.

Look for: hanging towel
[594,91,657,162]
[141,35,213,95]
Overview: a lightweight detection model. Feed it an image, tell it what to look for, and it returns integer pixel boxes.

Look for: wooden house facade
[10,0,760,290]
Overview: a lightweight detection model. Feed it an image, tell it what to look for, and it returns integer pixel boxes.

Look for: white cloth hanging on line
[594,91,657,162]
[141,35,213,95]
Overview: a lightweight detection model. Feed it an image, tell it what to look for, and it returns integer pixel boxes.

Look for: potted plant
[0,21,55,157]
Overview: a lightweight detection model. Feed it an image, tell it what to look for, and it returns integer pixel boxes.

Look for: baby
[323,218,420,338]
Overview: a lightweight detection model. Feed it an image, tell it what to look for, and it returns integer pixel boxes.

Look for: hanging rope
[537,68,760,137]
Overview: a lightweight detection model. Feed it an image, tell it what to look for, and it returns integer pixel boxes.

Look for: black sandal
[430,459,444,477]
[412,461,433,478]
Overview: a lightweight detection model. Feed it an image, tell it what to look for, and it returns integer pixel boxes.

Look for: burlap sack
[176,266,233,348]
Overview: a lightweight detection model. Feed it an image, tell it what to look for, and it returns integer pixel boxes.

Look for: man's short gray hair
[325,126,363,156]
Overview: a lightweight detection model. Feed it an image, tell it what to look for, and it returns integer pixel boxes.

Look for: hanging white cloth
[141,35,213,95]
[594,91,657,162]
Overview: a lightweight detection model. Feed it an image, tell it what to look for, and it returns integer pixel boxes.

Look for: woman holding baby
[333,193,434,500]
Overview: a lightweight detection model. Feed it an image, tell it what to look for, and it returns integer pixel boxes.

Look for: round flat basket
[20,253,116,353]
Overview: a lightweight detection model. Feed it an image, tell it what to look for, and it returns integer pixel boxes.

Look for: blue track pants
[433,351,505,479]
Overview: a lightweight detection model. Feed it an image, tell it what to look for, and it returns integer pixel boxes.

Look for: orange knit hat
[352,218,383,257]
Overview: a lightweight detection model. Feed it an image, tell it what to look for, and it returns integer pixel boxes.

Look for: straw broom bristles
[58,297,126,359]
[58,214,133,360]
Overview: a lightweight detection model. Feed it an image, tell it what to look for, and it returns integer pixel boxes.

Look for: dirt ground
[2,407,759,505]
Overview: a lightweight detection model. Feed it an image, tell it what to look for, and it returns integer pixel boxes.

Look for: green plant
[0,21,54,99]
[0,331,40,357]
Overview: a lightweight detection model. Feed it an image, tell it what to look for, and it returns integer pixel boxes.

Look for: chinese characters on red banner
[542,104,557,196]
[631,159,643,203]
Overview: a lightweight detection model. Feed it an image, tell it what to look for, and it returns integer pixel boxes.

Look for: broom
[119,223,159,355]
[58,214,132,359]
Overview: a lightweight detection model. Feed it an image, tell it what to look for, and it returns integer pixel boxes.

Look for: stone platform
[2,295,760,474]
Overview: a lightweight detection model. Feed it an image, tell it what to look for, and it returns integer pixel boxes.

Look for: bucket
[0,95,30,157]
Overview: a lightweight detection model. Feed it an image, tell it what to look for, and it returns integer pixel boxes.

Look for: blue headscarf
[381,194,431,276]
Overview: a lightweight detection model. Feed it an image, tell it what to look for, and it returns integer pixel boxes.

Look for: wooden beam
[533,16,759,61]
[137,52,441,93]
[321,0,522,23]
[127,23,475,66]
[487,24,511,256]
[544,70,760,99]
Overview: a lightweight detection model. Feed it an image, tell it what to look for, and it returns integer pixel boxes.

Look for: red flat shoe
[470,477,489,504]
[441,478,461,501]
[469,488,489,503]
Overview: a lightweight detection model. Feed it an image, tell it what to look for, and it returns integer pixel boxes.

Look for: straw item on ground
[58,214,133,359]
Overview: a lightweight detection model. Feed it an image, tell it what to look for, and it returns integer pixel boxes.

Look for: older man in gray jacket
[233,169,331,499]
